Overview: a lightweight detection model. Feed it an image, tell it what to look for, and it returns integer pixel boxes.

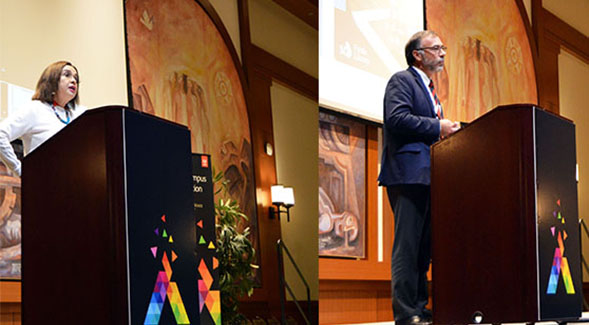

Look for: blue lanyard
[51,102,71,125]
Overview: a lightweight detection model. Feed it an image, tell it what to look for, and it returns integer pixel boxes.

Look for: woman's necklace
[51,101,71,124]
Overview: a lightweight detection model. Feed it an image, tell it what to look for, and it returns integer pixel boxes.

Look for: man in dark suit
[378,31,460,325]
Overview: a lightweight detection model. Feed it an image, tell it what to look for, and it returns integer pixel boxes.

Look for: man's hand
[440,119,460,138]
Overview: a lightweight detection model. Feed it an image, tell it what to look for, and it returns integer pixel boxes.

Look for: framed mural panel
[0,140,23,280]
[125,0,259,277]
[426,0,537,122]
[319,110,366,258]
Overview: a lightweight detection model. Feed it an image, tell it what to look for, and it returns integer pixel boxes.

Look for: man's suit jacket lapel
[407,67,436,118]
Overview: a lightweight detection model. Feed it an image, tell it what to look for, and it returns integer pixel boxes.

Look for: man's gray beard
[432,61,444,73]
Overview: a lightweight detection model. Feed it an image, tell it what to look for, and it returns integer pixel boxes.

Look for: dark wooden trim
[238,0,252,83]
[272,0,318,30]
[541,8,589,63]
[531,0,543,58]
[536,36,561,114]
[250,45,318,101]
[122,0,133,108]
[516,0,538,57]
[320,279,391,291]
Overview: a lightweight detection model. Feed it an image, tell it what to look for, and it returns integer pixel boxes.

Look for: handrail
[580,219,589,275]
[277,239,311,325]
[579,219,589,310]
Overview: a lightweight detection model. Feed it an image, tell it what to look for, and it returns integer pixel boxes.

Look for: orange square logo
[201,155,208,168]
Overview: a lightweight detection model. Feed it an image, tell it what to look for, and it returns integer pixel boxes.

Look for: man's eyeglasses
[417,45,447,53]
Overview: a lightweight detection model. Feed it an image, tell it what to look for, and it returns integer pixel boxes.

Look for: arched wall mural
[426,0,538,122]
[125,0,259,274]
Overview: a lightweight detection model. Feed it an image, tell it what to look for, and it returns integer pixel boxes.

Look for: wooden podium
[22,107,199,324]
[431,105,582,324]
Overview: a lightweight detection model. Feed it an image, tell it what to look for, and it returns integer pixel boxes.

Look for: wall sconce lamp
[269,185,295,221]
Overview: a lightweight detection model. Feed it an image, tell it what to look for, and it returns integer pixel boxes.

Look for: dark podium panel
[22,107,199,324]
[431,105,582,324]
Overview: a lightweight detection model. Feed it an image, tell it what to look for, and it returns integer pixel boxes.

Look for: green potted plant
[214,170,258,324]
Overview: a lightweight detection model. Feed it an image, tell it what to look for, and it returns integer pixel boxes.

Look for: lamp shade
[282,187,295,206]
[271,185,284,204]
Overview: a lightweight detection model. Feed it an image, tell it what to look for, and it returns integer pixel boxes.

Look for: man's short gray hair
[405,30,439,66]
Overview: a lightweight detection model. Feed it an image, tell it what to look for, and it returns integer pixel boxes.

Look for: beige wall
[249,0,318,78]
[248,0,319,301]
[0,0,128,110]
[209,0,241,61]
[558,49,589,280]
[271,82,319,300]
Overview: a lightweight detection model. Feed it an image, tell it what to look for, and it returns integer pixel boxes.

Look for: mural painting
[319,111,365,258]
[0,165,21,279]
[125,0,259,275]
[426,0,537,122]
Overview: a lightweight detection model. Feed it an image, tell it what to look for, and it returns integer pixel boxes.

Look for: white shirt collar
[411,66,431,88]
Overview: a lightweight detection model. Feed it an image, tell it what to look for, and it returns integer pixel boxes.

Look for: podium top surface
[433,104,573,149]
[85,105,190,129]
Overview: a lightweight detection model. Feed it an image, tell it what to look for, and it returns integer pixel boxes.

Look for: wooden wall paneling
[0,282,20,324]
[0,281,20,324]
[0,282,20,304]
[0,303,20,325]
[319,280,392,324]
